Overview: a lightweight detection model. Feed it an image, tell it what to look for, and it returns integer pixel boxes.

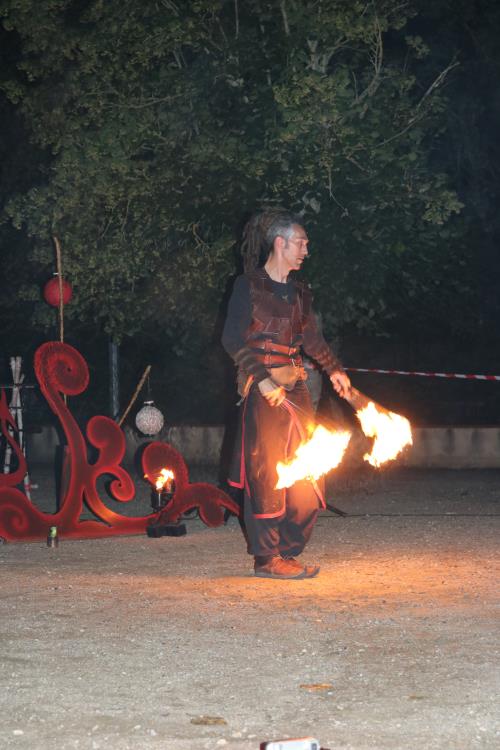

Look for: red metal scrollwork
[0,341,238,542]
[0,388,27,488]
[142,441,238,528]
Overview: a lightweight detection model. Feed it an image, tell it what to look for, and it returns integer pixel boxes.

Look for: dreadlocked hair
[240,207,303,272]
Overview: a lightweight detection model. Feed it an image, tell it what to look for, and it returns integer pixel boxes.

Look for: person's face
[282,224,309,271]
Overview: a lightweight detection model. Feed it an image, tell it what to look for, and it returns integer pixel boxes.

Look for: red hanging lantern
[43,276,73,307]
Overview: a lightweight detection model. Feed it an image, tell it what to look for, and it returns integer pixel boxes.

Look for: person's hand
[330,370,351,399]
[258,377,286,407]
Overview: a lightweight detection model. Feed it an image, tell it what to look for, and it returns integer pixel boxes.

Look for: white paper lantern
[135,401,164,436]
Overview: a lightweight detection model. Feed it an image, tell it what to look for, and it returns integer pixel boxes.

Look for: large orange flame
[275,425,351,490]
[356,402,412,467]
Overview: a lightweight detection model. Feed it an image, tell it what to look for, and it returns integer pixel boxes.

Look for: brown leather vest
[245,268,312,349]
[238,269,312,393]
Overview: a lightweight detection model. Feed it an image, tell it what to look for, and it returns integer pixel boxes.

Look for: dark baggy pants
[229,379,323,559]
[243,480,319,558]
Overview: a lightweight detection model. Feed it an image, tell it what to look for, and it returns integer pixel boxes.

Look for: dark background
[0,1,499,429]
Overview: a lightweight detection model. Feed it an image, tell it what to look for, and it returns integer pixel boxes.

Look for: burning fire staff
[222,208,351,580]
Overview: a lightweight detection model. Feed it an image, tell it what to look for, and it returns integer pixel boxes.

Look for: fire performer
[222,208,351,579]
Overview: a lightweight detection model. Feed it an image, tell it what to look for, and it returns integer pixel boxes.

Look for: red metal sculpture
[0,341,238,542]
[142,441,235,528]
[0,388,27,488]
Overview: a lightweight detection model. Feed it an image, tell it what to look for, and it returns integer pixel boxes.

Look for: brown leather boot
[282,556,321,578]
[254,556,312,579]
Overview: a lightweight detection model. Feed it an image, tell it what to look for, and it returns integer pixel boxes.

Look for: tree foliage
[414,0,500,346]
[0,0,465,354]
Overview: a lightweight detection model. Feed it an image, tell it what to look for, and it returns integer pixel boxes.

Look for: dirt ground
[1,467,499,750]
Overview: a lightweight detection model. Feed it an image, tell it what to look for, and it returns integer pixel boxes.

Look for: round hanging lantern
[135,401,164,436]
[43,275,73,307]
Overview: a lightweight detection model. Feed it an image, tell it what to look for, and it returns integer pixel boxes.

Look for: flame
[154,468,175,491]
[275,425,351,489]
[356,402,412,467]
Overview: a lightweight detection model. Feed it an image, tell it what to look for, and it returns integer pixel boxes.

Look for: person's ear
[274,235,286,254]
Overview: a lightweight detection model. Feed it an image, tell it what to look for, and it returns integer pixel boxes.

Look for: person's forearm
[304,340,344,375]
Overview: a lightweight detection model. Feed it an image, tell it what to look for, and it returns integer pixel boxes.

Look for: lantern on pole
[43,274,73,307]
[135,401,164,436]
[43,237,71,345]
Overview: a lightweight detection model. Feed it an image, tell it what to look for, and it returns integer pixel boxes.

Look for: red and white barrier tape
[345,367,500,382]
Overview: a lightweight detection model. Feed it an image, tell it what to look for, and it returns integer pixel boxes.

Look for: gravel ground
[0,467,499,750]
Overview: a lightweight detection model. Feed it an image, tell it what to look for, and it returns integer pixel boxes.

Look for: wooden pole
[118,365,151,427]
[53,235,64,343]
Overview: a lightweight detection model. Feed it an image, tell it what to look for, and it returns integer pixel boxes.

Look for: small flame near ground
[144,468,175,491]
[155,468,175,491]
[275,425,351,490]
[356,402,412,467]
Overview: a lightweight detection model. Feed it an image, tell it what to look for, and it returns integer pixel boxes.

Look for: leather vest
[245,269,312,350]
[237,269,312,393]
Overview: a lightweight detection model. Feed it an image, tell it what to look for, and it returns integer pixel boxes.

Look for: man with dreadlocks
[222,208,350,579]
